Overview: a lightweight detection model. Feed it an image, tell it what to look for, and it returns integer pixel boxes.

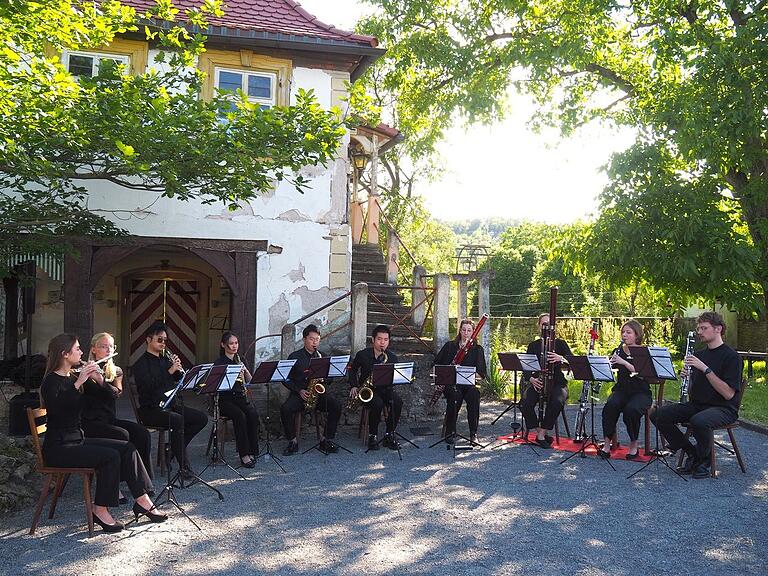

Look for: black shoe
[282,441,299,456]
[676,453,698,475]
[118,495,127,505]
[92,513,124,533]
[470,434,479,445]
[132,502,168,523]
[180,467,195,481]
[692,463,712,479]
[625,451,640,460]
[535,437,552,449]
[446,433,456,445]
[597,449,611,460]
[240,457,256,468]
[320,440,339,454]
[543,435,554,446]
[367,435,379,451]
[383,434,401,450]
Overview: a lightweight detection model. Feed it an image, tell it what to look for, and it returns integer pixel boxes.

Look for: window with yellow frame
[56,38,148,77]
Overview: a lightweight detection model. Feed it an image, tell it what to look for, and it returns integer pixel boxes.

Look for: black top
[348,347,400,388]
[40,372,84,447]
[132,351,182,410]
[434,340,487,379]
[523,338,572,388]
[285,348,319,394]
[212,354,246,397]
[81,366,124,422]
[613,348,650,396]
[690,343,742,411]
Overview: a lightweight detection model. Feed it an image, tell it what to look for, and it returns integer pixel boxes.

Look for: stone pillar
[412,266,427,329]
[456,275,468,320]
[365,135,380,245]
[64,242,94,341]
[351,282,368,353]
[281,323,295,360]
[478,272,491,368]
[385,229,399,284]
[434,273,450,352]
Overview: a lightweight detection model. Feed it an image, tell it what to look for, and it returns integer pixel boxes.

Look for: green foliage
[0,1,345,275]
[360,0,768,316]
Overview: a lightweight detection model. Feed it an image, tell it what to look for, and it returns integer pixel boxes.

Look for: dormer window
[215,67,277,110]
[63,51,130,77]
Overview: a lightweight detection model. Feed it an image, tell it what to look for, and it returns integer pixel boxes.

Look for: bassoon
[537,287,558,420]
[429,313,489,407]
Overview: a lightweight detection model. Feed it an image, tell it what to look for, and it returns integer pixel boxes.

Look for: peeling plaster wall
[77,57,352,360]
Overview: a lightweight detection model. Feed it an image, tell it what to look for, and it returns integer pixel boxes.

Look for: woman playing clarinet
[434,319,487,445]
[597,320,652,460]
[40,334,166,533]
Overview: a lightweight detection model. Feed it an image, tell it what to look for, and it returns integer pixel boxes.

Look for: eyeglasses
[96,344,115,350]
[154,337,167,343]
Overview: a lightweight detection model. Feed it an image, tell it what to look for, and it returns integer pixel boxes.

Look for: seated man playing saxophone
[348,325,402,451]
[281,324,342,456]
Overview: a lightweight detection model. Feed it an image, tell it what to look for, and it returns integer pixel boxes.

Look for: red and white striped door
[128,278,198,369]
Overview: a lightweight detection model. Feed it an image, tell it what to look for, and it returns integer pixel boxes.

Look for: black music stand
[302,355,353,455]
[429,365,484,454]
[197,363,247,481]
[365,362,419,460]
[492,353,542,453]
[252,359,296,473]
[559,355,615,470]
[155,363,222,531]
[625,346,686,481]
[491,352,533,430]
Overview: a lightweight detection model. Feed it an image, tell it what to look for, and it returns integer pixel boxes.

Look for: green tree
[359,0,768,314]
[1,0,346,274]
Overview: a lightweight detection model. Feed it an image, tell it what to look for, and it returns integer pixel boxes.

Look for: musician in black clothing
[81,332,153,479]
[521,313,572,448]
[434,319,487,445]
[597,320,652,460]
[281,325,342,456]
[651,312,742,479]
[133,321,207,477]
[213,332,260,467]
[348,324,403,451]
[40,334,165,533]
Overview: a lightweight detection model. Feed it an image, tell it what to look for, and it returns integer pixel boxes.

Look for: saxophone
[305,351,326,410]
[345,352,383,411]
[679,331,696,403]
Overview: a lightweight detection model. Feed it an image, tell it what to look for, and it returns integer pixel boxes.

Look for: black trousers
[280,393,341,440]
[368,388,403,436]
[219,393,260,457]
[137,405,208,467]
[601,389,652,441]
[650,402,737,461]
[444,385,480,436]
[43,437,151,507]
[82,418,154,479]
[521,384,567,431]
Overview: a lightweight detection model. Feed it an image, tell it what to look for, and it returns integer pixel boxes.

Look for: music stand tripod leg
[199,393,246,481]
[254,381,287,473]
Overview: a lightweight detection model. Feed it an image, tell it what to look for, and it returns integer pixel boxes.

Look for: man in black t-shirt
[651,311,742,479]
[521,313,572,448]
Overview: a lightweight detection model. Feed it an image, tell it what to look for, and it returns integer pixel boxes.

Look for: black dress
[81,365,154,478]
[40,372,152,507]
[434,340,487,436]
[213,354,260,457]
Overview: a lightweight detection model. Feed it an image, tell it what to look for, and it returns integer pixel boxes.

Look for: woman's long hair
[44,333,78,377]
[89,332,117,382]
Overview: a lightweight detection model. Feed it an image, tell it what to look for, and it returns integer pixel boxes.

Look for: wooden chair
[127,380,166,475]
[26,407,96,537]
[205,396,232,458]
[675,385,747,478]
[357,405,389,446]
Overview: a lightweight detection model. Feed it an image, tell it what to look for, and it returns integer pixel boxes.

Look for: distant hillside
[442,217,525,243]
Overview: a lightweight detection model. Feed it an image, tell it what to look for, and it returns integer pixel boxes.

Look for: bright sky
[299,0,636,224]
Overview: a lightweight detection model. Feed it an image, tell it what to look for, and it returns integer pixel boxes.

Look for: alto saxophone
[346,352,384,411]
[304,351,326,410]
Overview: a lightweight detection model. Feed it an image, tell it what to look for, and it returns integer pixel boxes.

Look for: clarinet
[679,331,696,403]
[573,322,599,442]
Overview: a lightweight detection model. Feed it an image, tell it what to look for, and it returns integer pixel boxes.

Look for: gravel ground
[1,401,766,576]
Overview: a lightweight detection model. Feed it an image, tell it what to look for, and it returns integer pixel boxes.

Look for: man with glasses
[133,321,208,478]
[651,312,742,479]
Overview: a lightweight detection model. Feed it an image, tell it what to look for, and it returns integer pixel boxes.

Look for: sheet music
[517,353,542,372]
[328,355,350,378]
[185,363,213,389]
[393,362,414,384]
[273,359,297,381]
[648,346,676,379]
[217,364,245,391]
[587,356,614,382]
[455,366,476,386]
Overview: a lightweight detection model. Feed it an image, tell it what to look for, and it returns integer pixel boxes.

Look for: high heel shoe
[92,513,124,533]
[133,502,168,523]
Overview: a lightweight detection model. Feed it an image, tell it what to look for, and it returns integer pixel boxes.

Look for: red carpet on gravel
[496,434,653,463]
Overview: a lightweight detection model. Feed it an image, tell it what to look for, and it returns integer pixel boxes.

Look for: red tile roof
[125,0,378,48]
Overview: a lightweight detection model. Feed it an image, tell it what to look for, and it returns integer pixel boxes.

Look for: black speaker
[8,392,39,436]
